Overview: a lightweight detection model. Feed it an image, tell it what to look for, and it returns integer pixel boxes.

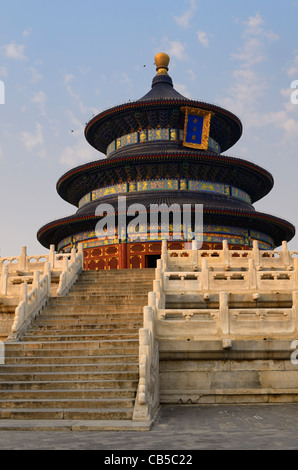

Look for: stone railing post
[201,258,209,290]
[144,306,154,353]
[155,261,162,281]
[249,258,257,290]
[156,258,162,272]
[253,240,260,269]
[219,291,230,336]
[19,246,27,271]
[148,291,157,310]
[1,265,8,295]
[191,240,197,250]
[77,243,84,269]
[33,270,40,288]
[20,282,28,303]
[191,240,198,267]
[294,259,298,290]
[293,291,298,334]
[138,328,151,406]
[56,247,83,296]
[70,247,76,263]
[282,241,290,268]
[222,240,230,271]
[33,271,40,305]
[63,257,69,284]
[161,240,168,271]
[44,262,51,296]
[153,279,163,309]
[49,245,55,269]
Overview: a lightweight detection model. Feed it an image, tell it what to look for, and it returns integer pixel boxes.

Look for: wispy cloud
[2,42,26,60]
[220,14,278,119]
[174,0,197,29]
[28,66,43,83]
[197,31,209,48]
[231,13,278,69]
[220,14,298,148]
[286,54,298,78]
[63,73,97,115]
[23,27,32,38]
[163,39,188,61]
[188,69,196,80]
[0,66,8,78]
[32,91,47,116]
[120,73,131,84]
[59,109,99,167]
[60,137,97,167]
[175,83,191,98]
[20,122,46,158]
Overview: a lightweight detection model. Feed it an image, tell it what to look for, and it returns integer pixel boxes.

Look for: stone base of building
[159,339,298,405]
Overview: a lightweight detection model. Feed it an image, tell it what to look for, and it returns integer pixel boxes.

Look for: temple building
[37,53,295,270]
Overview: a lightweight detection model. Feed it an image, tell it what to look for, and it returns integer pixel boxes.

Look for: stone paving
[0,404,298,450]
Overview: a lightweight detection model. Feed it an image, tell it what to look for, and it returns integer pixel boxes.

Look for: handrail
[133,290,160,422]
[56,246,83,296]
[8,263,51,341]
[6,245,83,341]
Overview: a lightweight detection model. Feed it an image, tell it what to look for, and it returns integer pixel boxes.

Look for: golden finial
[154,52,170,76]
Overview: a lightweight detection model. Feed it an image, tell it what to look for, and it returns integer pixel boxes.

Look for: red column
[119,243,128,269]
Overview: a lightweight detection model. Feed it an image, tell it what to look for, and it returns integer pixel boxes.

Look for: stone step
[0,379,138,391]
[47,298,148,306]
[72,283,153,289]
[80,268,155,279]
[42,303,143,310]
[35,314,142,321]
[4,347,139,357]
[0,362,138,374]
[4,355,138,365]
[72,277,154,282]
[7,339,139,349]
[38,312,142,320]
[24,327,141,336]
[71,277,154,283]
[69,288,152,294]
[37,312,143,319]
[79,275,154,280]
[0,370,138,382]
[71,283,152,289]
[0,268,155,422]
[0,397,134,410]
[70,288,152,293]
[21,333,139,342]
[71,278,155,285]
[0,408,133,420]
[66,289,151,295]
[29,323,142,332]
[0,389,136,400]
[38,315,142,322]
[32,324,141,332]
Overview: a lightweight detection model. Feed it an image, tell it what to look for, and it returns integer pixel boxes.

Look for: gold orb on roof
[154,52,170,75]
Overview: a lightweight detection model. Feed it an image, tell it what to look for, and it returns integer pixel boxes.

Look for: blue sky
[1,0,298,256]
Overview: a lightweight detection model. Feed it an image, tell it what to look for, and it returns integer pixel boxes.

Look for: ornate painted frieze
[78,179,252,208]
[57,224,274,252]
[106,128,221,157]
